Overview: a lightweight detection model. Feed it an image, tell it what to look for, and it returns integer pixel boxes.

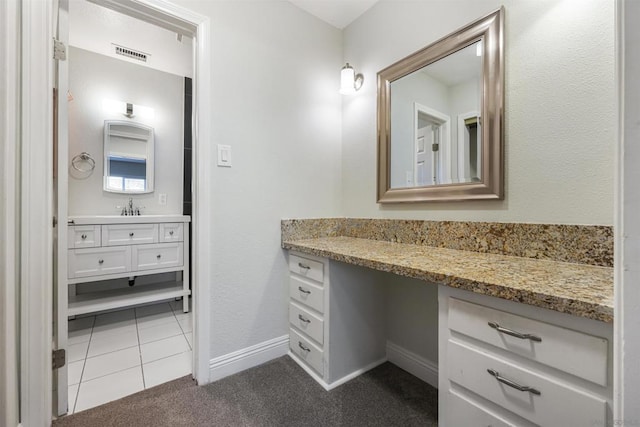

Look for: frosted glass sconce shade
[340,63,364,95]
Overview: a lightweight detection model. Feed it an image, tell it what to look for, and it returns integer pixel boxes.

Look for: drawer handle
[81,234,87,240]
[169,231,174,236]
[298,314,311,324]
[298,342,311,353]
[488,322,542,342]
[157,254,162,259]
[98,259,104,264]
[487,369,541,396]
[298,262,311,270]
[129,232,135,237]
[298,286,311,295]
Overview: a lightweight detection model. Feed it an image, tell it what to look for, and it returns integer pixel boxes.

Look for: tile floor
[67,299,192,414]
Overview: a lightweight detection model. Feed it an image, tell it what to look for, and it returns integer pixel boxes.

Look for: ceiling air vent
[114,45,148,62]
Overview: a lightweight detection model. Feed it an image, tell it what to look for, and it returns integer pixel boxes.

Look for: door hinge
[53,216,57,228]
[432,143,439,152]
[52,349,66,369]
[53,39,67,61]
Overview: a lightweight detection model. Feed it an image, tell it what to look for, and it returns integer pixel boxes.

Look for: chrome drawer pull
[487,369,541,396]
[298,314,311,324]
[298,286,311,295]
[98,259,104,264]
[129,232,135,237]
[298,342,311,353]
[169,231,174,236]
[157,254,162,259]
[81,234,87,239]
[298,262,311,270]
[488,322,542,342]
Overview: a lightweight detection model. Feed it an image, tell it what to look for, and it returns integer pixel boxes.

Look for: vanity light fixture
[102,99,155,121]
[125,102,135,118]
[339,63,364,95]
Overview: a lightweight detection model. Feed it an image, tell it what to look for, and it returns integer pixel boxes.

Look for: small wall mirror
[103,120,155,194]
[377,8,504,203]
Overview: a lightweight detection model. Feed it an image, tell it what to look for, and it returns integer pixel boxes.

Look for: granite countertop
[282,236,613,323]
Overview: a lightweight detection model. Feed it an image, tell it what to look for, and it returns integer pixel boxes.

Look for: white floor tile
[137,321,183,344]
[68,360,84,385]
[68,384,79,415]
[87,329,139,358]
[136,311,178,331]
[185,333,192,350]
[74,366,144,413]
[82,346,141,381]
[68,327,93,346]
[91,319,137,339]
[140,334,190,364]
[68,341,90,363]
[143,351,192,388]
[177,315,192,333]
[94,309,135,326]
[68,317,94,346]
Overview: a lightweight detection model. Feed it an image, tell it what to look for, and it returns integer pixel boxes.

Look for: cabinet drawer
[447,340,607,427]
[448,298,608,386]
[159,223,183,242]
[290,276,324,314]
[132,243,183,272]
[68,225,101,248]
[289,302,324,345]
[102,224,158,246]
[289,254,323,283]
[290,328,323,376]
[445,391,532,427]
[68,246,131,279]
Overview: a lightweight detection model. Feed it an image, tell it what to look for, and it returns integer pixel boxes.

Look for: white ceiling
[288,0,380,29]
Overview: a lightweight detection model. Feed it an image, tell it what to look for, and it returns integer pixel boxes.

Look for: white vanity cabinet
[439,286,613,427]
[287,251,387,389]
[67,216,190,317]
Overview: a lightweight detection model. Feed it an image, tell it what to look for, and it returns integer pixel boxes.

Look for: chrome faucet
[120,198,136,215]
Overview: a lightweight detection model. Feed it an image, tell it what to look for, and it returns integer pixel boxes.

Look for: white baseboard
[386,341,438,388]
[209,335,289,382]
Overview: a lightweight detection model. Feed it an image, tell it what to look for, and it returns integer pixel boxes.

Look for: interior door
[415,126,430,186]
[53,0,70,416]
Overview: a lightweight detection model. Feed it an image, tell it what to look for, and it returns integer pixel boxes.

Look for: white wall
[343,0,615,365]
[173,0,343,358]
[343,0,615,225]
[67,47,184,215]
[69,0,193,78]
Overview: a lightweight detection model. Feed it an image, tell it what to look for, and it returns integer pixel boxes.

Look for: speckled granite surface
[281,218,613,267]
[283,236,613,322]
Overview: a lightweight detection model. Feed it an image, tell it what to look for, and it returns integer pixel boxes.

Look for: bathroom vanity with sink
[66,215,191,316]
[282,218,614,426]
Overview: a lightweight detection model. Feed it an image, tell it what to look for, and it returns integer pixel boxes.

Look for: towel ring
[71,152,96,173]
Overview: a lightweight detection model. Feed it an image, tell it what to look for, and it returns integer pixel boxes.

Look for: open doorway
[52,0,210,418]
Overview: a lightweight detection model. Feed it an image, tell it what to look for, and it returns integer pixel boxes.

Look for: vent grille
[114,45,148,62]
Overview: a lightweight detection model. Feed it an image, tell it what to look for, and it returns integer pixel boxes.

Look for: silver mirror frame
[377,7,504,203]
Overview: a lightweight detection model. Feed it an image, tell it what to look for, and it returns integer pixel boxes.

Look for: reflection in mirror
[390,42,481,188]
[103,120,154,194]
[377,8,504,203]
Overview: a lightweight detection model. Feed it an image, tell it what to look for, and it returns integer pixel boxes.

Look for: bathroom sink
[68,214,191,225]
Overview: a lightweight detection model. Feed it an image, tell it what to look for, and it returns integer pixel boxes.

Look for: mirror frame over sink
[377,7,504,203]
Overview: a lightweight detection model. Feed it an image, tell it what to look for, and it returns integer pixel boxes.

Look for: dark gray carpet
[53,356,438,426]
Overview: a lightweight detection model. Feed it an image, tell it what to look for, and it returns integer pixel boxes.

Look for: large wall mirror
[103,120,155,194]
[377,8,504,203]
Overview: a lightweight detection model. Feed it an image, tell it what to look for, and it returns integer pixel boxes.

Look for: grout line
[141,349,192,367]
[71,315,95,414]
[135,306,147,389]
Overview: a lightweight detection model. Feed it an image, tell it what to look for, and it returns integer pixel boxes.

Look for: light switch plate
[217,144,232,167]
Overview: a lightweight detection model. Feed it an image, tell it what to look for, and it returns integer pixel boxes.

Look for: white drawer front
[289,254,323,283]
[447,340,607,427]
[68,225,101,248]
[448,298,609,386]
[102,224,158,246]
[445,391,531,427]
[68,246,131,279]
[159,223,184,242]
[289,303,324,345]
[290,328,323,376]
[290,276,324,314]
[133,243,183,272]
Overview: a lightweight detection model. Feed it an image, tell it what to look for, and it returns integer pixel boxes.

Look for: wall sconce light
[340,63,364,95]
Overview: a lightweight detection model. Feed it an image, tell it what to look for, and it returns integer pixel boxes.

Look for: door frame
[20,0,212,422]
